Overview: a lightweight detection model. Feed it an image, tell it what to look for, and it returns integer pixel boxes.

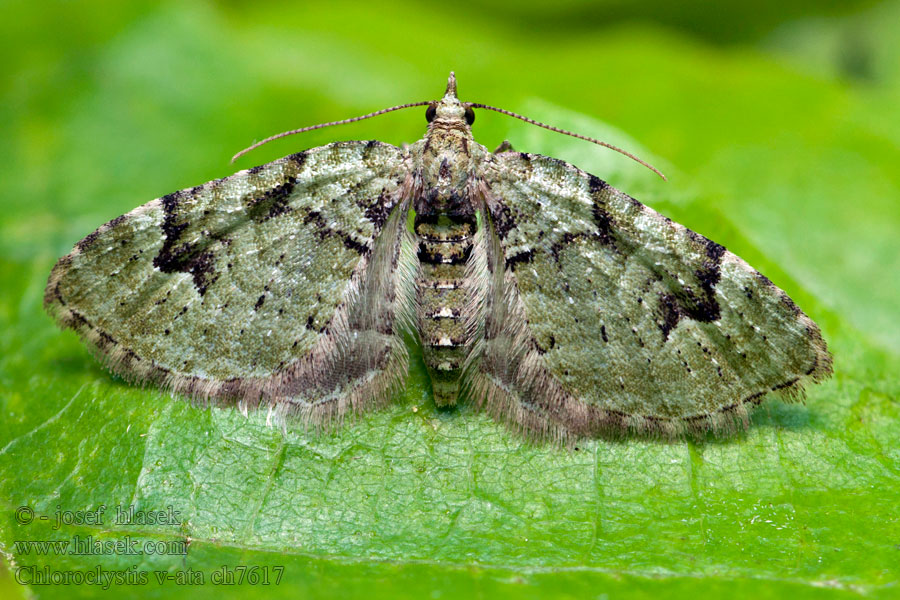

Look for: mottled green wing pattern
[45,141,414,425]
[469,151,832,440]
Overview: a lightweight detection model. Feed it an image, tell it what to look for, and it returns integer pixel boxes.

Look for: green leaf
[2,1,898,598]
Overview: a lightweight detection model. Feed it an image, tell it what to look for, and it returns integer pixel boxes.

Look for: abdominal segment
[414,211,476,406]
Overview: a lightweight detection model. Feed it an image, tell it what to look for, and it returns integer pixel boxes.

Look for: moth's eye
[425,104,437,123]
[464,106,475,125]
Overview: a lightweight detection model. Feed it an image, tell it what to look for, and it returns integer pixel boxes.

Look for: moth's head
[426,72,475,128]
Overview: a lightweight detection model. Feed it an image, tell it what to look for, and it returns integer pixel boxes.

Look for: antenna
[468,103,667,181]
[230,79,666,182]
[231,101,433,163]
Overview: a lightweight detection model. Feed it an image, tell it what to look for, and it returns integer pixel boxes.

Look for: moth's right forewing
[45,141,414,425]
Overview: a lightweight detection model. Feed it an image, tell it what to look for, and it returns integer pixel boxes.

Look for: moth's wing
[45,141,417,426]
[467,151,832,439]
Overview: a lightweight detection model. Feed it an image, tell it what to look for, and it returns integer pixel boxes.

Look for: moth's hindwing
[44,141,414,425]
[469,151,832,440]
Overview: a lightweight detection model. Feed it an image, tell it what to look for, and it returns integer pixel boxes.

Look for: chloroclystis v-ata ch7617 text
[44,73,832,441]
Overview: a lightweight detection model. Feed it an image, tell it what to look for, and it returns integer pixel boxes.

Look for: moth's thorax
[416,126,477,212]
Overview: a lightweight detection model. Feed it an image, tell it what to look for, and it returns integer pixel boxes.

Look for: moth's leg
[493,140,515,153]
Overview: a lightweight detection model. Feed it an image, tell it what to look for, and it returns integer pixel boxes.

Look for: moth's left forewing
[468,151,832,440]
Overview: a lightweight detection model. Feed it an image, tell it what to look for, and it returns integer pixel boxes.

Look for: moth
[45,73,832,440]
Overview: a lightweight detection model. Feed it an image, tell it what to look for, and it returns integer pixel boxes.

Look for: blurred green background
[2,1,899,598]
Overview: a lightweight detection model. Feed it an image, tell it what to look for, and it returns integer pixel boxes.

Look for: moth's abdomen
[414,212,475,406]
